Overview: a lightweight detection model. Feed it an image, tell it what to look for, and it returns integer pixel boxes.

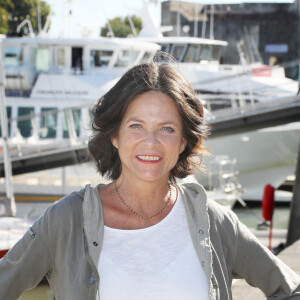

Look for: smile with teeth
[137,155,161,162]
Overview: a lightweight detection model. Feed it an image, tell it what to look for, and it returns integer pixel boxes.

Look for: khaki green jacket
[0,183,300,300]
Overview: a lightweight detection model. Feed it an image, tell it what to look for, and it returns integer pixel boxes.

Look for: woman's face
[111,91,187,184]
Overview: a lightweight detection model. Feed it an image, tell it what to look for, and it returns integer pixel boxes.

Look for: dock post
[286,139,300,246]
[0,50,16,216]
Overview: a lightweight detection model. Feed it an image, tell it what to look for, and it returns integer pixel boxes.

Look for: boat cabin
[140,36,228,63]
[1,36,160,95]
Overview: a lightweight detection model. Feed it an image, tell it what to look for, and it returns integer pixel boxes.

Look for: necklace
[114,181,172,225]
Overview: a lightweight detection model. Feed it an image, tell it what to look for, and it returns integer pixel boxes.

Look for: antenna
[138,0,163,37]
[42,15,51,34]
[16,19,35,37]
[37,0,42,33]
[201,5,207,38]
[99,1,115,37]
[209,4,215,39]
[128,16,137,37]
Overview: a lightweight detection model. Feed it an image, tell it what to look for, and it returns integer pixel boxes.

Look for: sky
[46,0,160,38]
[45,0,294,38]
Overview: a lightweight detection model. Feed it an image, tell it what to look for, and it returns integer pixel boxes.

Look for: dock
[232,237,300,299]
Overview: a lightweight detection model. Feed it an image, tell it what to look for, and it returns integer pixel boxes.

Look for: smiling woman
[110,91,187,185]
[0,59,300,300]
[88,62,209,182]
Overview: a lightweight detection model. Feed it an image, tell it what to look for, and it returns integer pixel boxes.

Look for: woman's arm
[232,219,300,299]
[0,206,53,300]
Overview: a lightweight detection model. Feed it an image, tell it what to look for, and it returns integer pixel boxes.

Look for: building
[161,0,300,79]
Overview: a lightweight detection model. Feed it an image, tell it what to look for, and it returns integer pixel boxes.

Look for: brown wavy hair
[88,61,210,182]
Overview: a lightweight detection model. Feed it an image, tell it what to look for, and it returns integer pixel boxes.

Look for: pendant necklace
[114,181,172,225]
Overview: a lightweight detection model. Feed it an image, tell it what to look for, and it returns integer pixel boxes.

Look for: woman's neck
[115,176,172,214]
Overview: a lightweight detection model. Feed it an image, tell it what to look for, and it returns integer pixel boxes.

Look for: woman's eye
[163,126,174,132]
[130,124,141,128]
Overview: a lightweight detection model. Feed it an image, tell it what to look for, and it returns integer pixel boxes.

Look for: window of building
[39,108,57,139]
[90,50,113,67]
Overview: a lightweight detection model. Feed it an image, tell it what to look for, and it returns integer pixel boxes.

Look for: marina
[1,0,300,298]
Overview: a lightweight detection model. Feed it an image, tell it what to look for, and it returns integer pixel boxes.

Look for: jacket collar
[178,183,213,296]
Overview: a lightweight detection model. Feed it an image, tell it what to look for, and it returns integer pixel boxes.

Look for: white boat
[1,0,299,205]
[179,156,245,209]
[2,35,160,99]
[0,35,160,154]
[137,0,299,202]
[137,0,298,105]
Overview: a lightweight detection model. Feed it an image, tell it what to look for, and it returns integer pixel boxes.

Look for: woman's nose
[143,130,158,146]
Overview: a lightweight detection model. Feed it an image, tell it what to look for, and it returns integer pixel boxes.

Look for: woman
[0,61,299,300]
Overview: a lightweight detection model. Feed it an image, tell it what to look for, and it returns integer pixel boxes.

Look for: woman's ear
[180,138,187,154]
[111,136,118,149]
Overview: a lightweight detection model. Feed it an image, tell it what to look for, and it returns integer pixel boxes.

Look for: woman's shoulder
[42,186,88,226]
[178,182,239,227]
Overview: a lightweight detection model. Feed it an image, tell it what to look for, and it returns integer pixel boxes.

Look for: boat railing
[201,92,300,121]
[207,156,244,196]
[1,91,300,171]
[0,104,92,162]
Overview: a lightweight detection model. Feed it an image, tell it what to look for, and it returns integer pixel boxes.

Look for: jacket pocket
[5,227,37,265]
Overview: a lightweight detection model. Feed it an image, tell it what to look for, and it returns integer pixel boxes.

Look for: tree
[0,0,51,36]
[0,0,14,34]
[100,15,142,38]
[0,7,10,34]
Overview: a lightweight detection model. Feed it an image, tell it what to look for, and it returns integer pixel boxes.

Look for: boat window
[39,108,57,139]
[17,107,34,138]
[211,45,221,61]
[200,45,211,61]
[183,45,201,63]
[160,44,171,54]
[63,109,81,138]
[139,51,152,63]
[170,45,186,61]
[90,50,113,67]
[4,46,23,66]
[0,107,11,137]
[30,47,37,67]
[35,48,50,71]
[114,50,140,67]
[54,48,66,67]
[72,47,83,71]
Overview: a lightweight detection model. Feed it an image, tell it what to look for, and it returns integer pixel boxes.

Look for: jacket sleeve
[232,218,300,299]
[0,206,53,300]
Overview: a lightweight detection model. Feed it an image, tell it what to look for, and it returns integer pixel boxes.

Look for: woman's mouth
[136,155,162,162]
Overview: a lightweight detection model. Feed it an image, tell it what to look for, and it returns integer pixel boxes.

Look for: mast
[0,45,16,217]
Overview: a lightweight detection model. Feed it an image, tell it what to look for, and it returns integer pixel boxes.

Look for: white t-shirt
[98,190,209,300]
